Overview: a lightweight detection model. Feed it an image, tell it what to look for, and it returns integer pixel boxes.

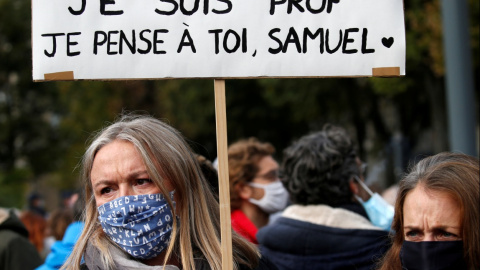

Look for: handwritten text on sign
[32,0,406,80]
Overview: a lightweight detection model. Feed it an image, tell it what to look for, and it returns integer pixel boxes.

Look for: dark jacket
[80,257,276,270]
[196,256,278,270]
[80,241,278,270]
[0,209,43,270]
[257,205,391,270]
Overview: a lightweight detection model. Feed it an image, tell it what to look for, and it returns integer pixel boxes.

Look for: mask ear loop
[353,175,374,203]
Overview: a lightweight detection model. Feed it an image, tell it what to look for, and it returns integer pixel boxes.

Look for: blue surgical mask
[354,176,394,231]
[97,192,176,259]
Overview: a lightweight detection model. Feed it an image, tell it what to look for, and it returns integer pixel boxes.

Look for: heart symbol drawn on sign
[382,37,394,48]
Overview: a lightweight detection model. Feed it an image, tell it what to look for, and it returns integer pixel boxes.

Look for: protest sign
[32,2,406,268]
[32,0,406,81]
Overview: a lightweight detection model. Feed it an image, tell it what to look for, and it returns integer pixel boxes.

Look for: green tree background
[0,0,478,210]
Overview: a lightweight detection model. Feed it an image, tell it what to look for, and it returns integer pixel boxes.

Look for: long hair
[378,152,479,270]
[64,114,259,270]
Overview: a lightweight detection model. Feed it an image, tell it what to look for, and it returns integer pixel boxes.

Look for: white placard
[32,0,406,81]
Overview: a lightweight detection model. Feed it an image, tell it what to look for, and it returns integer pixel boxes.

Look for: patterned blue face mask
[97,192,176,259]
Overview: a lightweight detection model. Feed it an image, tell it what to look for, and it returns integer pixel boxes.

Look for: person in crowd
[61,191,80,210]
[63,114,277,270]
[257,124,391,270]
[377,152,479,270]
[228,138,289,244]
[0,208,43,270]
[47,208,74,242]
[43,208,74,258]
[20,208,47,254]
[28,193,47,218]
[37,193,85,270]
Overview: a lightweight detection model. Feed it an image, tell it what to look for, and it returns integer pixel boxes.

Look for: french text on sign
[32,0,406,80]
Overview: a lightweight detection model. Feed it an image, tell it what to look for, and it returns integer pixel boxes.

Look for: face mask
[400,241,467,270]
[354,176,394,231]
[98,192,176,259]
[248,181,289,214]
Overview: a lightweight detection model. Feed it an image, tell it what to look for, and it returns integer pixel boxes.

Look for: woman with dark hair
[257,125,391,270]
[378,152,479,270]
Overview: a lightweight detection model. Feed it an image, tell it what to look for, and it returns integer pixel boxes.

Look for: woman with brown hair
[46,208,74,241]
[228,138,288,244]
[378,152,479,270]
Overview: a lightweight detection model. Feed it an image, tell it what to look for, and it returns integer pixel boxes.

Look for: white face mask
[354,176,394,231]
[248,181,289,214]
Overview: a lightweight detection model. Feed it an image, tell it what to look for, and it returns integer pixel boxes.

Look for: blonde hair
[64,114,259,270]
[378,152,479,270]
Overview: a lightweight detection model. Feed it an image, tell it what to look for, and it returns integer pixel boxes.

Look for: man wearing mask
[228,138,289,244]
[257,125,392,270]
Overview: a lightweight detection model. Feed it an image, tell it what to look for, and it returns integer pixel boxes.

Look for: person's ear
[349,178,359,195]
[238,182,253,200]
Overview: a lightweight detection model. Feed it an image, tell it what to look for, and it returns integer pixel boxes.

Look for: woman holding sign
[63,114,277,270]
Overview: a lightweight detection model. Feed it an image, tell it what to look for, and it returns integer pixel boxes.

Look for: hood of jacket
[0,208,29,238]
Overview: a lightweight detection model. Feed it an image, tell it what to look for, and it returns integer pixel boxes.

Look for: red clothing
[231,209,258,244]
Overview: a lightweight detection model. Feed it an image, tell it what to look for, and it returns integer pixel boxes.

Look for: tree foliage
[0,0,478,208]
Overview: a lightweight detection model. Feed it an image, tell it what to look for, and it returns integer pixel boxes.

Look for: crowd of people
[0,191,85,270]
[0,114,478,270]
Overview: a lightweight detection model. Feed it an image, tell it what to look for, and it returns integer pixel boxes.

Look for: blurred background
[0,0,478,212]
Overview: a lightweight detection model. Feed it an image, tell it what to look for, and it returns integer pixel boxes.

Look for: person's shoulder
[242,255,278,270]
[258,255,279,270]
[0,229,32,250]
[234,254,278,270]
[0,229,43,270]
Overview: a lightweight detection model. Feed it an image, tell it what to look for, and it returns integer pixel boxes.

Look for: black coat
[0,209,43,270]
[257,216,391,270]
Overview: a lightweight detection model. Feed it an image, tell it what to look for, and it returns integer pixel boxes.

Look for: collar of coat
[282,204,381,230]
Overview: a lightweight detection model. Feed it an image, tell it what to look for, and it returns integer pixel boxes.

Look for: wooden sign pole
[214,79,233,270]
